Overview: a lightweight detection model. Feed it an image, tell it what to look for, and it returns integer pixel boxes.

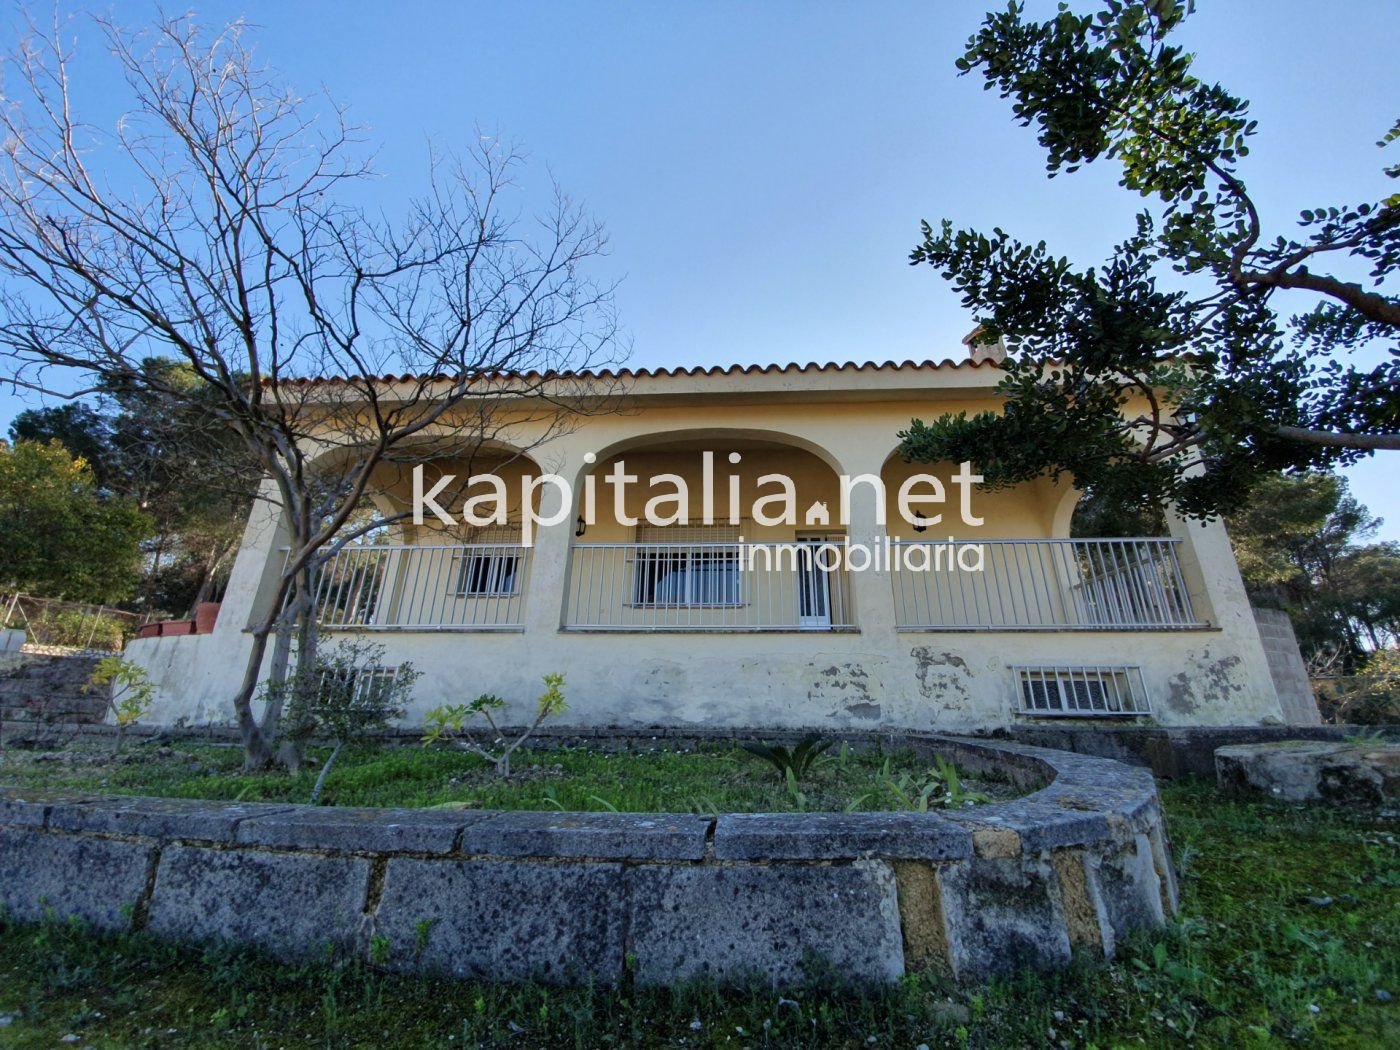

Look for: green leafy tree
[8,403,116,488]
[9,359,261,616]
[1225,473,1400,671]
[0,440,151,602]
[901,0,1399,518]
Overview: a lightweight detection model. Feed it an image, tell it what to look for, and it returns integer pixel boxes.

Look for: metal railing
[293,544,531,631]
[564,542,855,631]
[2,592,153,653]
[891,538,1202,630]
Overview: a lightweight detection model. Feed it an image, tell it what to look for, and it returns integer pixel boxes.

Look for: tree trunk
[274,561,322,770]
[187,540,232,617]
[233,565,297,771]
[234,627,276,771]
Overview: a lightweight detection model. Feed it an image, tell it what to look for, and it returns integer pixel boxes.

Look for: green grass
[0,780,1395,1048]
[0,740,1011,813]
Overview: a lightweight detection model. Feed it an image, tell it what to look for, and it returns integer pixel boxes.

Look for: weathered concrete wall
[130,628,1286,733]
[1251,607,1321,725]
[0,628,24,654]
[0,738,1175,986]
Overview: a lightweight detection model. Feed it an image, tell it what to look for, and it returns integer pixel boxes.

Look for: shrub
[25,608,129,650]
[740,734,833,781]
[268,639,420,801]
[422,673,567,777]
[1316,648,1400,725]
[84,656,156,751]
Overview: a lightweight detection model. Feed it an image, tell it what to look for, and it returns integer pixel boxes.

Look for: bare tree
[0,12,620,767]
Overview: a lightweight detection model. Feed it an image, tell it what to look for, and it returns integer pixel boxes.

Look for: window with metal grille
[317,665,403,708]
[452,526,522,597]
[1012,665,1151,717]
[632,524,742,607]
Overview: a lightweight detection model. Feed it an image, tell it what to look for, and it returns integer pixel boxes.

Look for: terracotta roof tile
[272,356,995,387]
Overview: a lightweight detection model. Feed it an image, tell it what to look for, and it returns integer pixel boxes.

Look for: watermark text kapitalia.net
[411,452,989,571]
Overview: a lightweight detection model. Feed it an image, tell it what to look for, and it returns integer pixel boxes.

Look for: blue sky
[3,0,1398,539]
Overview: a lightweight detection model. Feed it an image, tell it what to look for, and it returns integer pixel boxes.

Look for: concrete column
[1163,508,1243,629]
[522,460,577,636]
[827,450,900,642]
[1166,506,1285,721]
[213,479,289,638]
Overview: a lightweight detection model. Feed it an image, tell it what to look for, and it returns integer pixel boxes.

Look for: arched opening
[294,439,546,631]
[879,450,1190,630]
[564,431,854,631]
[1067,488,1169,538]
[879,451,1076,540]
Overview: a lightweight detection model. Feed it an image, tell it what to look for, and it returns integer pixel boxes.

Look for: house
[127,344,1307,731]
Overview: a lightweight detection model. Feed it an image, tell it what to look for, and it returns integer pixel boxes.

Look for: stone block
[462,811,710,860]
[1050,849,1110,955]
[714,811,971,861]
[147,845,370,957]
[0,791,78,828]
[1216,741,1397,803]
[237,805,489,853]
[47,796,293,841]
[942,802,1111,854]
[893,860,952,975]
[626,860,904,986]
[374,858,626,983]
[936,855,1071,980]
[0,828,152,928]
[1088,834,1166,949]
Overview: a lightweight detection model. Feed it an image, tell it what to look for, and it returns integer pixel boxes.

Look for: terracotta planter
[194,602,221,635]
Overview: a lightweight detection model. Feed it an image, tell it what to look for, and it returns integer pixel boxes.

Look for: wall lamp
[575,515,587,538]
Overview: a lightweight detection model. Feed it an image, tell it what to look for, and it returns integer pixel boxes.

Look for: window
[452,527,522,597]
[632,525,741,607]
[1012,665,1151,717]
[456,550,520,596]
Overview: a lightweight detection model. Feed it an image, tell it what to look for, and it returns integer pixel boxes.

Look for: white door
[796,537,833,630]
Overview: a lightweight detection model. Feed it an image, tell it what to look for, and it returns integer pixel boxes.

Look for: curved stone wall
[0,738,1177,985]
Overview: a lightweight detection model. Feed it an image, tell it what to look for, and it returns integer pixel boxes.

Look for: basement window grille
[1012,665,1151,718]
[317,665,403,709]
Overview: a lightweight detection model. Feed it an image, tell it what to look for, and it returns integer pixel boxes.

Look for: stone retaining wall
[0,738,1177,986]
[0,653,106,725]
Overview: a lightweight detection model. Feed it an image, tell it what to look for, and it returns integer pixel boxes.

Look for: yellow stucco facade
[127,357,1288,731]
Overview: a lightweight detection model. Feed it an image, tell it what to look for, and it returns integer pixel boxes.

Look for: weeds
[1,740,988,813]
[740,733,834,781]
